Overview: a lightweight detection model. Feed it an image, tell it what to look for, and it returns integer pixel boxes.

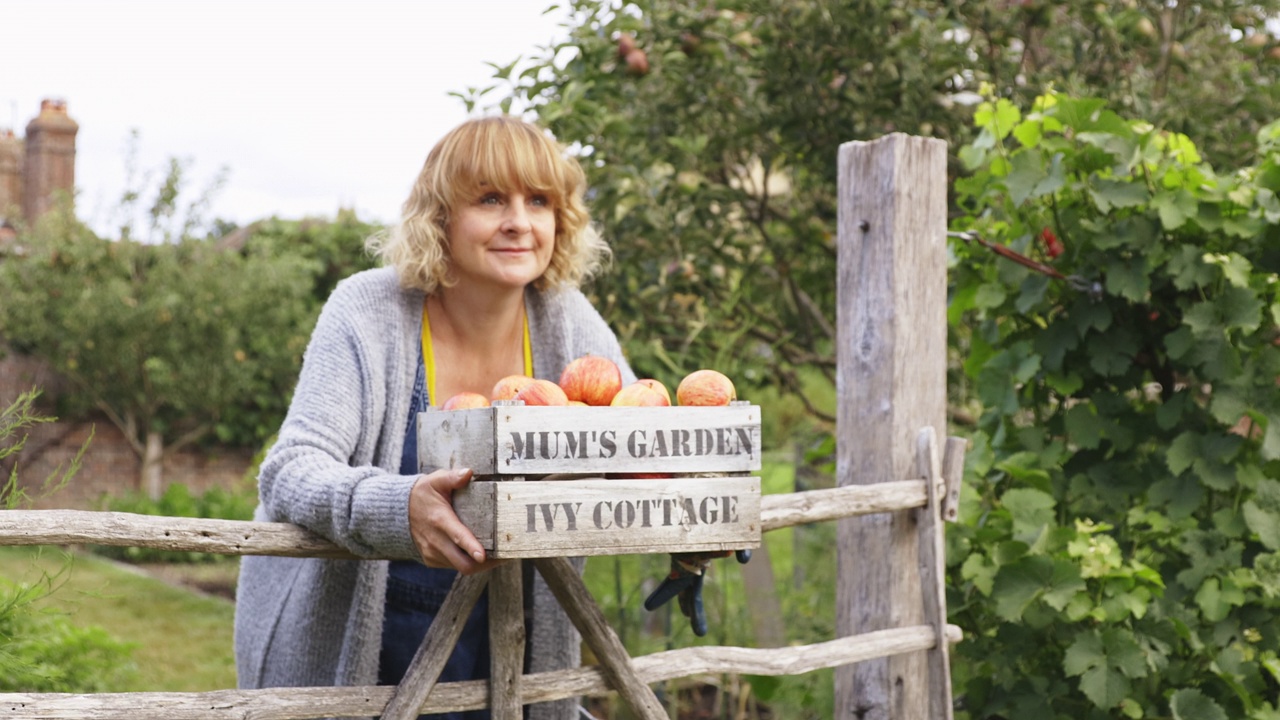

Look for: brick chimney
[0,128,22,221]
[23,98,78,224]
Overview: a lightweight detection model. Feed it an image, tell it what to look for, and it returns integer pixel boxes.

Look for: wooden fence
[0,133,960,719]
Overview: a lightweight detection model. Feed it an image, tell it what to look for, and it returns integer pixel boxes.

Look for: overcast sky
[5,1,570,237]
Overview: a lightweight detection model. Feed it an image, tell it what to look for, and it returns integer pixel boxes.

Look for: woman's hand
[408,468,498,575]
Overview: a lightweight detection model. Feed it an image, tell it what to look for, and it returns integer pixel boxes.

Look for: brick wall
[1,347,257,510]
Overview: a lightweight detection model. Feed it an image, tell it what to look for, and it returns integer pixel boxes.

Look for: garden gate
[0,133,964,719]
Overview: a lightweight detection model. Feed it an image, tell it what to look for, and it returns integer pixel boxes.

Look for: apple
[676,369,737,406]
[617,32,637,59]
[610,382,668,407]
[559,355,623,406]
[624,48,649,76]
[491,374,536,401]
[514,378,570,406]
[568,400,589,407]
[440,392,490,410]
[635,378,671,406]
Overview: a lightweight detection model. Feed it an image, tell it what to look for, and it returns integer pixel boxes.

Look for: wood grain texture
[381,572,489,720]
[453,477,761,558]
[0,478,928,560]
[533,556,668,720]
[941,436,968,523]
[0,625,961,719]
[488,561,525,719]
[419,405,762,475]
[835,132,948,720]
[0,510,363,558]
[0,480,928,559]
[916,428,955,720]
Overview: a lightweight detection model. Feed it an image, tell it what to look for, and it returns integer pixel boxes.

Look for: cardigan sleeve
[254,275,420,560]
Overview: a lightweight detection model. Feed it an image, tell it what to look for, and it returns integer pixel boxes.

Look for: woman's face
[446,184,556,291]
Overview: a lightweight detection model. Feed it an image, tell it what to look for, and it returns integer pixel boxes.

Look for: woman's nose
[501,200,532,234]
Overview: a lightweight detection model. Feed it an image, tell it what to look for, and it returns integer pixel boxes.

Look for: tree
[0,204,316,498]
[472,0,1280,424]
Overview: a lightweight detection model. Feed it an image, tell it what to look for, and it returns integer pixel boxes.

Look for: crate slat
[453,476,761,558]
[419,405,762,475]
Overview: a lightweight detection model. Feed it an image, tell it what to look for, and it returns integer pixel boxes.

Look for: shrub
[92,482,257,564]
[948,90,1280,719]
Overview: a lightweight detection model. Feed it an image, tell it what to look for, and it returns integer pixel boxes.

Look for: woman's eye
[479,192,502,205]
[530,194,551,207]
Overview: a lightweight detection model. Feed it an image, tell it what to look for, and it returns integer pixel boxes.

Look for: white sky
[4,1,571,237]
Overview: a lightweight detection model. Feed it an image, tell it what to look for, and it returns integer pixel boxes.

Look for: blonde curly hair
[368,115,610,293]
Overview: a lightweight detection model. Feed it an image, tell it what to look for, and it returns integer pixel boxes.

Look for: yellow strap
[421,298,438,404]
[422,298,533,404]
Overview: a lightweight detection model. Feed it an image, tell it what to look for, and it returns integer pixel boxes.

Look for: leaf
[1064,628,1147,709]
[1104,258,1149,302]
[961,553,997,596]
[1012,118,1043,148]
[1065,403,1103,449]
[975,98,1021,140]
[1053,97,1108,130]
[1152,189,1195,230]
[1064,630,1106,677]
[1169,688,1228,720]
[1081,661,1130,709]
[1244,479,1280,550]
[1195,576,1244,622]
[974,282,1008,310]
[993,555,1085,621]
[1089,178,1148,212]
[1005,151,1044,205]
[1219,286,1264,333]
[1167,244,1215,289]
[1016,273,1050,313]
[1165,432,1198,475]
[1003,488,1056,543]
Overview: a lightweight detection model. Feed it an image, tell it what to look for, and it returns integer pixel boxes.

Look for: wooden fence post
[835,133,948,719]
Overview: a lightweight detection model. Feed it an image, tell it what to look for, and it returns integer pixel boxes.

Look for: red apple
[635,378,672,406]
[440,392,490,410]
[617,32,637,59]
[624,48,650,76]
[514,378,570,406]
[610,382,668,407]
[559,355,623,406]
[491,374,536,401]
[676,369,736,406]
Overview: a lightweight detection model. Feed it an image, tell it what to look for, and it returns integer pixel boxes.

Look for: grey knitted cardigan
[234,267,634,719]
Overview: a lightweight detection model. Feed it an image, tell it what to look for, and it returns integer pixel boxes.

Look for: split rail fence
[0,133,961,719]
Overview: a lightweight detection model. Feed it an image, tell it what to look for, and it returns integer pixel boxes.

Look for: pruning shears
[643,549,752,636]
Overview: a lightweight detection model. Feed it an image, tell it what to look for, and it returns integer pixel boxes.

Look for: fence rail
[0,474,958,719]
[0,479,929,558]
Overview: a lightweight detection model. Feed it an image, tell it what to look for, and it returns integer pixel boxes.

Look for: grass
[0,546,238,692]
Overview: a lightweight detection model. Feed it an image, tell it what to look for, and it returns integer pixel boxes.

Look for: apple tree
[0,205,316,499]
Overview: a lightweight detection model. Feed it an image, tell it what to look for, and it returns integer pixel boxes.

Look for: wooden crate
[419,403,763,558]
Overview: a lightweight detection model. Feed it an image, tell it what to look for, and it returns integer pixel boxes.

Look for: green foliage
[0,567,137,692]
[0,204,317,475]
[948,91,1280,719]
[1,388,90,510]
[0,393,134,692]
[475,0,1280,434]
[231,210,382,308]
[91,483,257,564]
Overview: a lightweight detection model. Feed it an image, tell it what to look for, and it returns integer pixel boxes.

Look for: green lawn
[0,546,238,692]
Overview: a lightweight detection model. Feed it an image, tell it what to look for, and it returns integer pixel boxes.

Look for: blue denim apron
[378,357,491,720]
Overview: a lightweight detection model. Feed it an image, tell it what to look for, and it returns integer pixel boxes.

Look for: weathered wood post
[835,133,949,719]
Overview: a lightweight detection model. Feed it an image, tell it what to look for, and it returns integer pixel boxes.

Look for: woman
[234,116,635,720]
